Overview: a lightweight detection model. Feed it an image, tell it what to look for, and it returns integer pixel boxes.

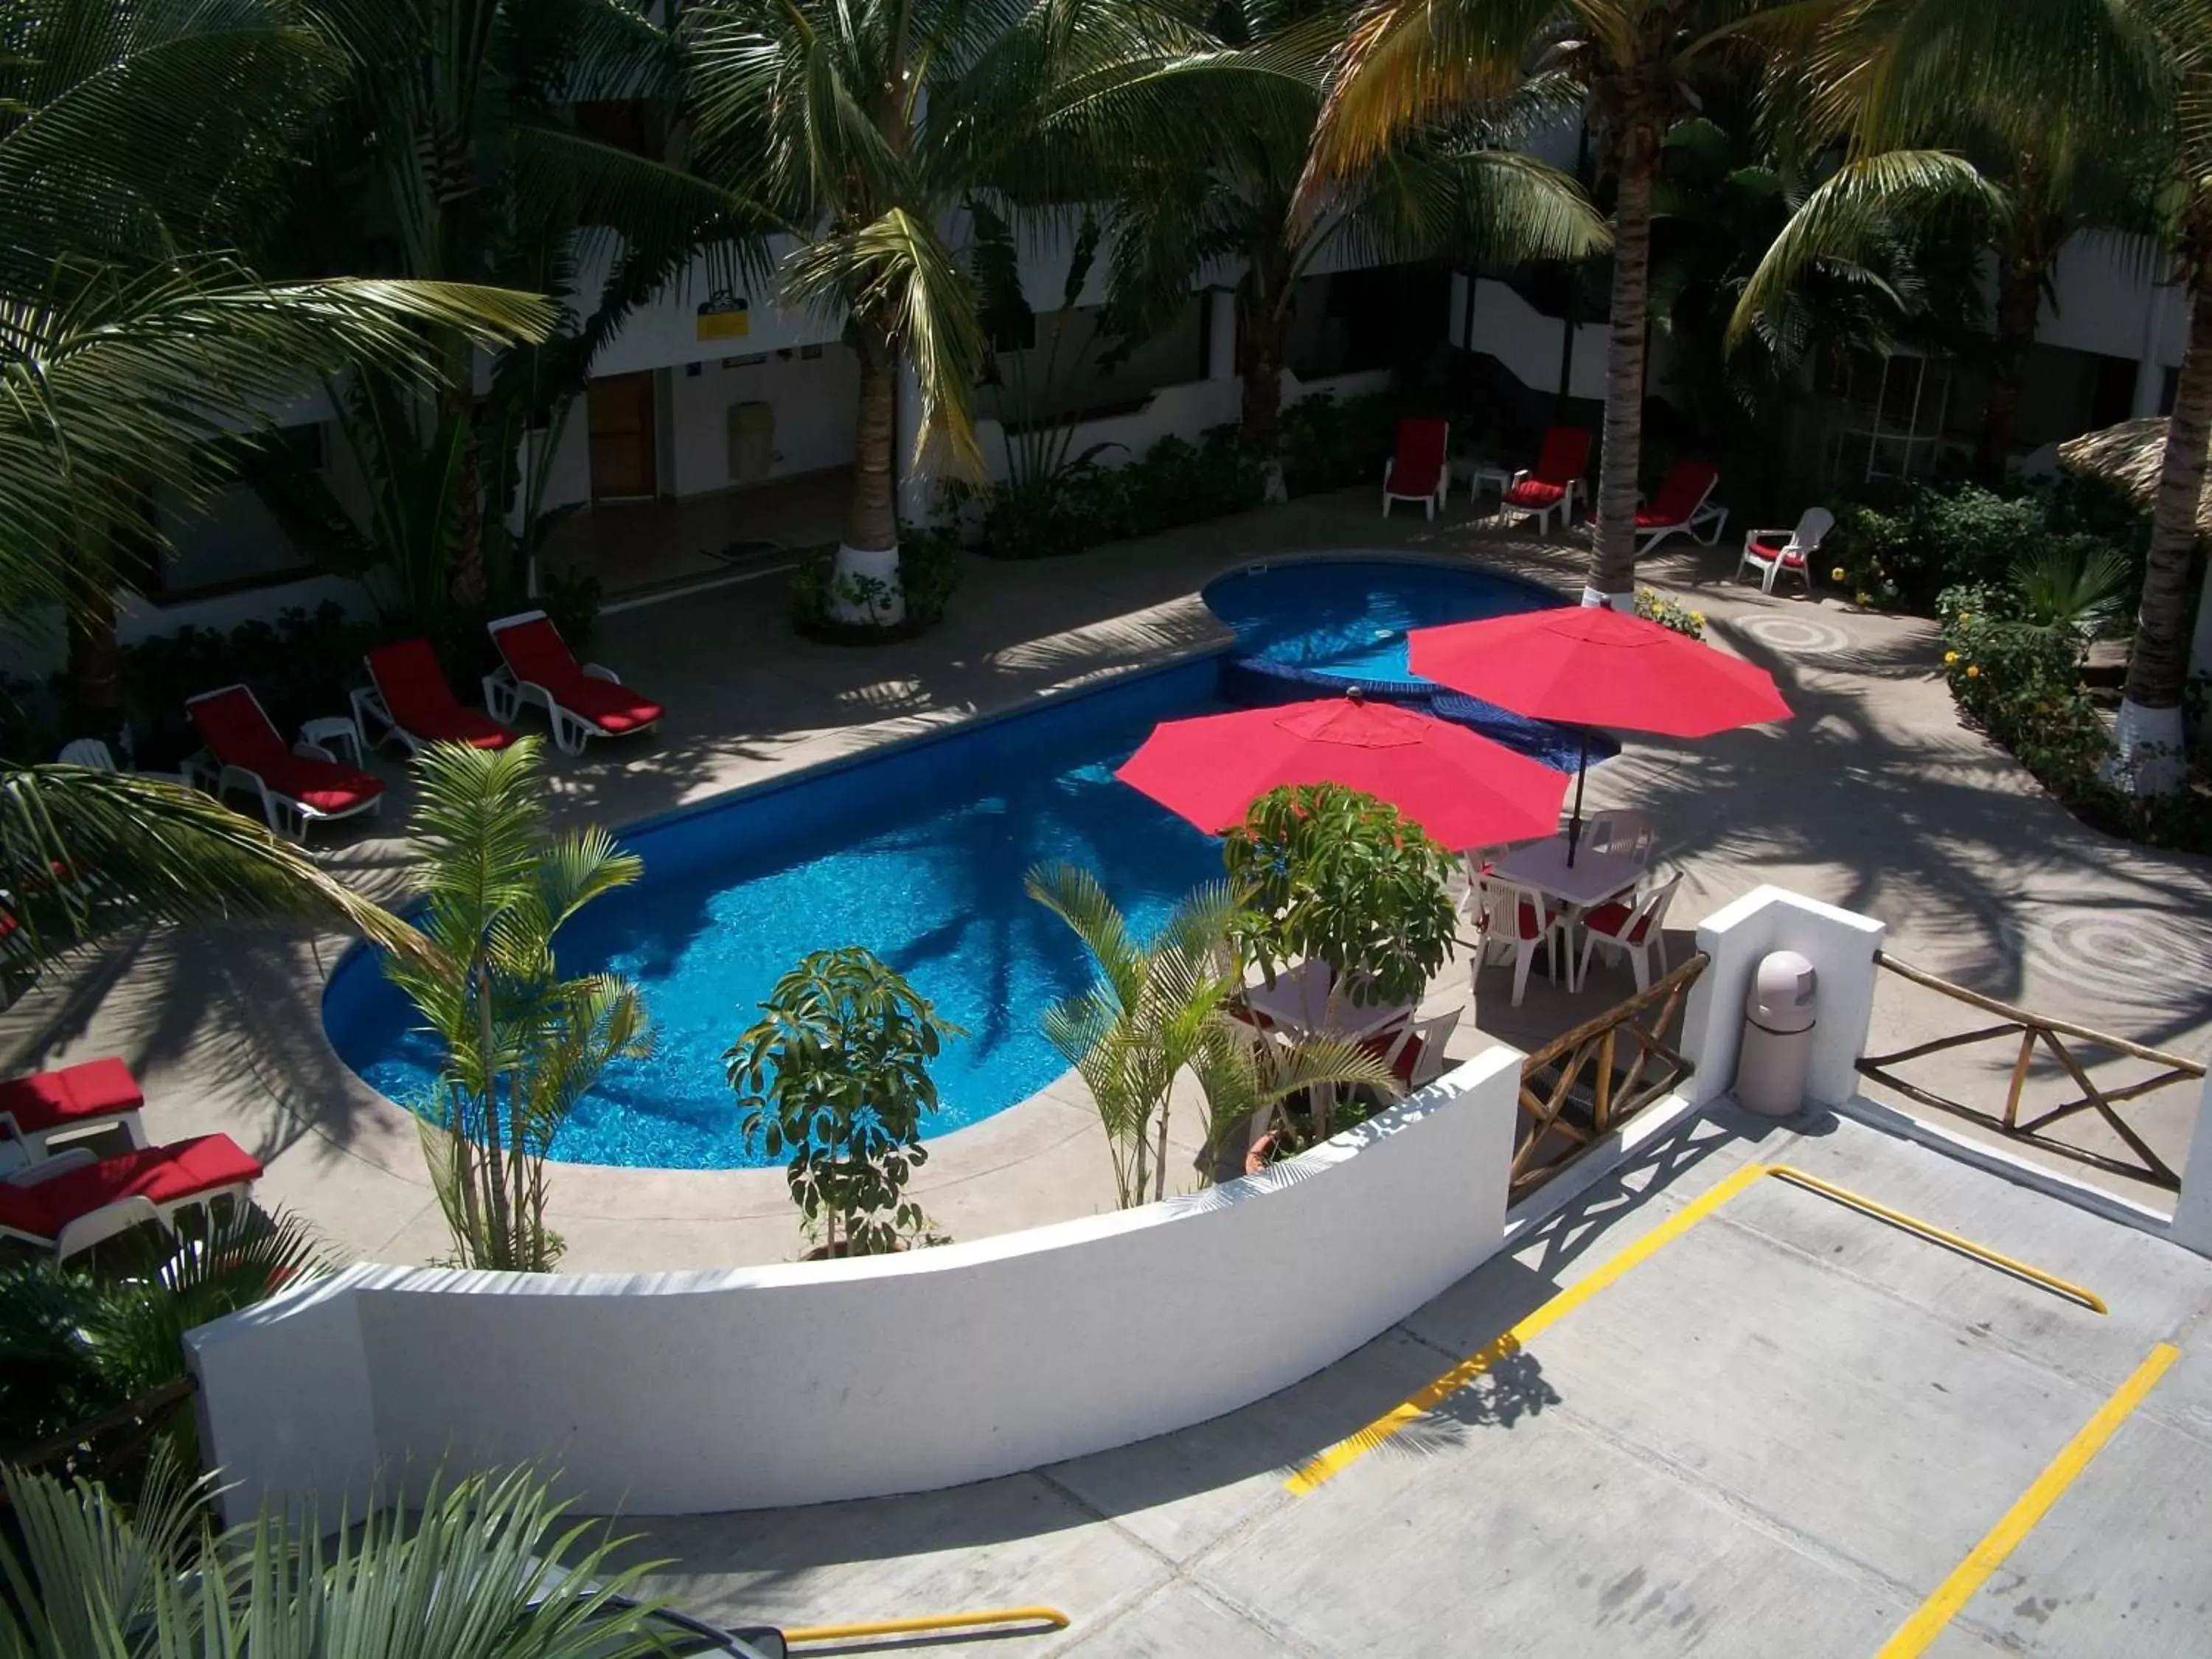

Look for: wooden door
[588,372,658,500]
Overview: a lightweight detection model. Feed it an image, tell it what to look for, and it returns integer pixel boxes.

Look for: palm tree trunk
[1586,117,1663,606]
[844,333,900,554]
[2112,274,2212,792]
[1978,258,2044,481]
[65,582,122,738]
[1238,247,1291,455]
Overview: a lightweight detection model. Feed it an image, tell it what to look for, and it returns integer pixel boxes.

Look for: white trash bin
[1736,950,1817,1118]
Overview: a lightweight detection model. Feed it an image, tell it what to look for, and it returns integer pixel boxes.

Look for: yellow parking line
[1876,1342,2180,1658]
[1286,1161,2108,1497]
[1284,1161,1768,1494]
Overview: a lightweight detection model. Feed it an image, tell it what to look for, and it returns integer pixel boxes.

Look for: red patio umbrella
[1116,689,1569,851]
[1407,606,1791,860]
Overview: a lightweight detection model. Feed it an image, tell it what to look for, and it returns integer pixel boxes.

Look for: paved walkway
[611,1104,2212,1657]
[2,492,2207,1267]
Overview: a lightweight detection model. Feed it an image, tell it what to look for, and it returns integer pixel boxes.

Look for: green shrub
[959,426,1267,561]
[1279,390,1400,497]
[1635,587,1706,639]
[120,602,380,767]
[1828,479,2140,620]
[790,532,962,643]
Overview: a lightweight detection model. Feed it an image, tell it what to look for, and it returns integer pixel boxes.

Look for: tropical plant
[0,0,558,728]
[682,0,1228,609]
[0,1208,327,1496]
[381,739,652,1272]
[727,945,962,1256]
[1027,864,1392,1204]
[1107,0,1607,470]
[1301,0,1806,605]
[254,0,750,637]
[2011,541,2135,639]
[0,1461,680,1659]
[1634,586,1705,639]
[1221,784,1458,1011]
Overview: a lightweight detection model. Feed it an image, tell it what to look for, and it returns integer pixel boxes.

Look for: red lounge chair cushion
[257,755,384,815]
[495,616,582,687]
[371,640,513,750]
[1387,419,1447,495]
[1503,479,1567,509]
[188,688,291,773]
[1749,538,1804,565]
[1531,427,1591,483]
[0,1133,260,1240]
[0,1058,142,1135]
[560,678,664,734]
[1638,464,1719,527]
[1585,900,1653,944]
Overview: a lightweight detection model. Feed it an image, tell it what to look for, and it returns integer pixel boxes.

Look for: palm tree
[381,739,651,1272]
[1027,863,1391,1205]
[0,0,558,720]
[681,0,1223,610]
[0,1461,678,1659]
[1105,0,1608,470]
[254,0,754,626]
[1301,0,1804,606]
[1731,0,2208,791]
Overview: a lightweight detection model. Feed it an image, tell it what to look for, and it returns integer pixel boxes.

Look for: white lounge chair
[484,611,664,756]
[1737,507,1835,595]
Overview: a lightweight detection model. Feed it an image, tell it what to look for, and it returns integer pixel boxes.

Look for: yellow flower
[1958,613,1972,625]
[1966,664,1980,679]
[1854,591,1872,607]
[1944,650,1959,665]
[1689,611,1705,624]
[1830,566,1846,582]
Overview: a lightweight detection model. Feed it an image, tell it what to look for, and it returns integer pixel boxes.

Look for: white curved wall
[187,1047,1522,1520]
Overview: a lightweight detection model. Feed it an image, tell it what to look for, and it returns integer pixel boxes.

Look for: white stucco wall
[187,1046,1522,1521]
[1677,886,1888,1111]
[664,344,863,496]
[1448,274,1608,403]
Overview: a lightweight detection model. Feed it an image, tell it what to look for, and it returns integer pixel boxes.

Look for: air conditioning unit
[728,400,774,485]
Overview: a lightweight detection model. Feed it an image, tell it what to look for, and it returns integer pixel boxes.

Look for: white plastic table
[1491,835,1644,910]
[1242,958,1414,1043]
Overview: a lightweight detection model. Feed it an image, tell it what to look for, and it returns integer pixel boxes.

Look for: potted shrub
[1222,783,1460,1010]
[726,946,963,1257]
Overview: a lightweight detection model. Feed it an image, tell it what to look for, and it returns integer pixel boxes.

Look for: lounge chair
[0,1057,146,1159]
[1737,507,1835,594]
[1380,419,1450,519]
[353,638,517,755]
[1633,461,1728,554]
[186,685,386,838]
[0,1132,261,1260]
[1500,426,1592,533]
[484,611,664,756]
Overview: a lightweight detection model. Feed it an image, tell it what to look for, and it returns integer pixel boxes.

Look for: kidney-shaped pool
[322,555,1568,1167]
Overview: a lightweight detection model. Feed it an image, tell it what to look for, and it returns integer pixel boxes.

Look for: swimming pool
[323,556,1568,1168]
[1203,557,1557,684]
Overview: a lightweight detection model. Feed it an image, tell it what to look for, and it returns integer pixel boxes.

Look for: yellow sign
[697,292,750,341]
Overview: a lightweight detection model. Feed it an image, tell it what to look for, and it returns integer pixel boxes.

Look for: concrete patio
[611,1102,2212,1657]
[2,487,2207,1268]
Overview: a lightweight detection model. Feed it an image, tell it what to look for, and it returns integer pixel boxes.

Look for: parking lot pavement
[622,1104,2212,1657]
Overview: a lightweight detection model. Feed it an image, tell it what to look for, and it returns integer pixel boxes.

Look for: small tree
[383,739,651,1273]
[1222,785,1459,1012]
[1029,864,1393,1206]
[727,947,963,1257]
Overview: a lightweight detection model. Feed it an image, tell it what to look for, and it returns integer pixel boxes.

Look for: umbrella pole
[1566,728,1590,866]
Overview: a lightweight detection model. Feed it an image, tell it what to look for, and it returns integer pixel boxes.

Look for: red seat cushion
[495,616,582,687]
[1530,426,1592,484]
[0,1133,260,1240]
[1514,898,1546,941]
[1504,479,1566,509]
[1388,418,1447,496]
[372,639,514,750]
[1638,462,1719,526]
[1585,900,1652,943]
[559,678,664,734]
[1357,1027,1425,1085]
[257,755,385,815]
[0,1059,142,1135]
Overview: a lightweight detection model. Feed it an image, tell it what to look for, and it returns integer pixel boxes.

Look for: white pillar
[2171,1071,2212,1257]
[1206,288,1238,382]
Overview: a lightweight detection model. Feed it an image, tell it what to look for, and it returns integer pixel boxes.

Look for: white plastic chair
[56,738,116,770]
[1374,1006,1463,1091]
[1574,871,1683,995]
[1737,507,1834,595]
[1478,879,1567,1007]
[1582,810,1655,866]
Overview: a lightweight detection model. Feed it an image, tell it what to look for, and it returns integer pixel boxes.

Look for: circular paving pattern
[2011,905,2212,1012]
[1731,613,1856,657]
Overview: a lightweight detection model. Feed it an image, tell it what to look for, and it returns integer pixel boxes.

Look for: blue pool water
[1203,557,1556,684]
[323,557,1564,1168]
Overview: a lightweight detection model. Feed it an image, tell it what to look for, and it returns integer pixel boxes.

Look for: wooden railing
[1857,952,2205,1189]
[0,1375,198,1498]
[1513,953,1708,1201]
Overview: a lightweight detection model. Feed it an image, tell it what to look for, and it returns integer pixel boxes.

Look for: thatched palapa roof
[2056,416,2212,539]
